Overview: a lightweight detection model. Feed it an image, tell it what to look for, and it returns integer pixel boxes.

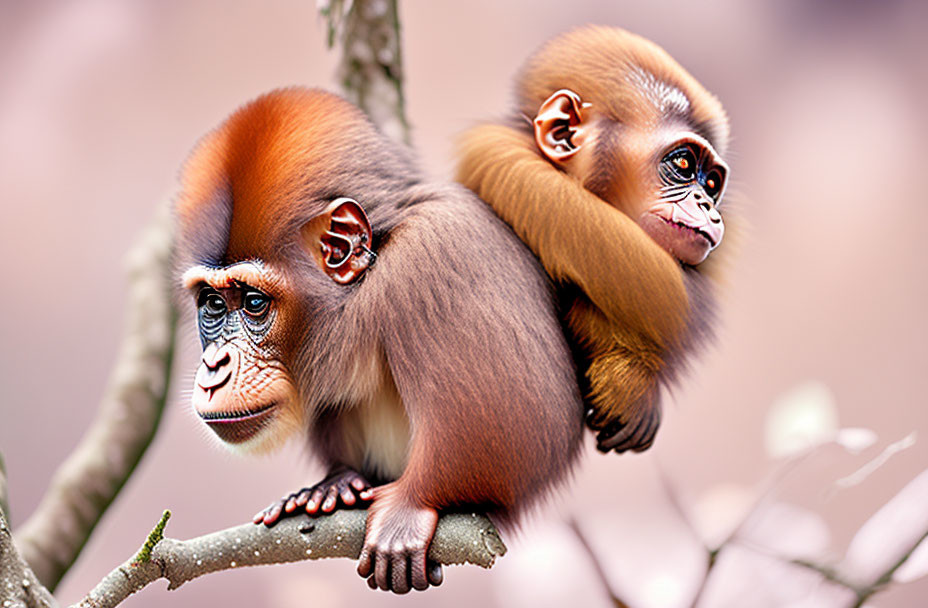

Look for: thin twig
[0,453,9,525]
[850,526,928,606]
[567,518,631,608]
[668,445,851,607]
[656,466,701,542]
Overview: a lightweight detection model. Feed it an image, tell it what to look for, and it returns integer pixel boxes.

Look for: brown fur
[173,88,584,592]
[515,26,729,155]
[456,26,731,453]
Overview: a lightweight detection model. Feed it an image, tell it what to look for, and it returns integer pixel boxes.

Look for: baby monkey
[457,26,731,453]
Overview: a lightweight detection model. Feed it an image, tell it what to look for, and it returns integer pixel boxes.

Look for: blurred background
[1,1,926,606]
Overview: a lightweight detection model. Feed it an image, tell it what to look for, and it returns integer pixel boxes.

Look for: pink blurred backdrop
[1,1,926,606]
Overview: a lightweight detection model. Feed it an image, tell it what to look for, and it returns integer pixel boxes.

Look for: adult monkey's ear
[533,89,593,164]
[302,197,376,285]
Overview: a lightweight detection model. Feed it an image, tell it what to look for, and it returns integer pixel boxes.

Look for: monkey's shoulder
[388,185,545,270]
[365,184,555,310]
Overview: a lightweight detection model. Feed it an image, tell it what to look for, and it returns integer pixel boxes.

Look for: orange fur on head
[174,87,587,593]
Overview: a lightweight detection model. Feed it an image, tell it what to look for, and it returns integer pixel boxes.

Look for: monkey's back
[367,185,585,518]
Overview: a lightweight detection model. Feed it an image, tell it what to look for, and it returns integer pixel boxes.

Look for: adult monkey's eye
[198,289,227,316]
[243,290,270,316]
[704,168,724,200]
[665,147,697,181]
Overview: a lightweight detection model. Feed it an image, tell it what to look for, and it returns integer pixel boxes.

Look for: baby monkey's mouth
[660,216,716,247]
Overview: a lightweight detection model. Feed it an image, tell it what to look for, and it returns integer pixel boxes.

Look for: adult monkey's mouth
[199,402,277,444]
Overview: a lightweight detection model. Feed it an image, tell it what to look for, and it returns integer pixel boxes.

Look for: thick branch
[0,510,58,608]
[15,204,178,591]
[320,0,409,143]
[73,510,506,608]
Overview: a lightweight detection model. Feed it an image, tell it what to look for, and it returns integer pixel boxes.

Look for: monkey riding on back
[172,25,733,596]
[458,25,732,454]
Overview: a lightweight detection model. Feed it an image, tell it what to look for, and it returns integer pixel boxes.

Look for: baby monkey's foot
[593,406,662,454]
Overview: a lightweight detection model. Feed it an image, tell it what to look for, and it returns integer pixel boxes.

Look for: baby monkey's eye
[664,147,697,181]
[704,168,725,201]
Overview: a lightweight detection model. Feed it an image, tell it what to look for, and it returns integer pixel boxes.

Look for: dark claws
[596,409,660,453]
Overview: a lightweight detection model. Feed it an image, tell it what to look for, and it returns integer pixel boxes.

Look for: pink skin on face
[640,196,724,266]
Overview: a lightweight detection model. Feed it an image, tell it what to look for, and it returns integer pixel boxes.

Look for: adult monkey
[173,88,584,594]
[457,26,731,454]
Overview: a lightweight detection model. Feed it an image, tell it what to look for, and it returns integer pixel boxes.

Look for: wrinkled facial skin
[543,101,729,268]
[184,263,300,454]
[639,136,727,266]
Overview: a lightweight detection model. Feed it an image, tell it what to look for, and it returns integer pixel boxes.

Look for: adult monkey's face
[182,261,301,454]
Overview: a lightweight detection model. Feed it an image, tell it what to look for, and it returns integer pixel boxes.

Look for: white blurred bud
[834,427,878,453]
[764,381,837,459]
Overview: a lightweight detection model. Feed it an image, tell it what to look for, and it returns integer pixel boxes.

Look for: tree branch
[787,527,928,607]
[14,203,178,591]
[0,453,9,525]
[73,510,506,608]
[0,510,58,608]
[567,518,630,608]
[320,0,410,143]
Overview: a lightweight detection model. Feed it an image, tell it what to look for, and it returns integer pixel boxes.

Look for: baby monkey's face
[638,133,727,266]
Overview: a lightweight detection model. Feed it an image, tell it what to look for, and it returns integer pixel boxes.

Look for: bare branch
[656,465,705,548]
[863,527,928,592]
[320,0,410,143]
[14,203,178,591]
[785,527,928,607]
[566,518,630,608]
[0,510,58,608]
[73,509,505,608]
[0,453,9,525]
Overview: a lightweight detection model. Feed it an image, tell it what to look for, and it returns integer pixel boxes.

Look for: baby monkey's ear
[533,89,593,164]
